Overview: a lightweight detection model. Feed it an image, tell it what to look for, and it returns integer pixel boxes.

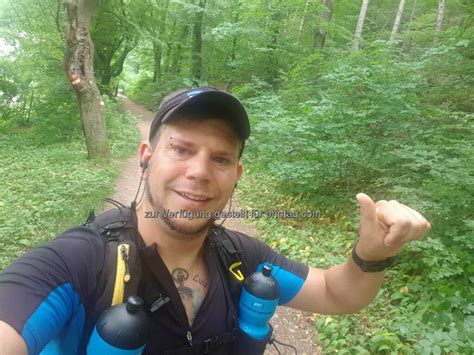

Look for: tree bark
[390,0,406,41]
[352,0,370,50]
[63,0,110,159]
[433,0,445,45]
[314,0,334,49]
[192,0,206,83]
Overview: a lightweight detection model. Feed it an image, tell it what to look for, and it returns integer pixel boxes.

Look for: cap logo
[186,90,204,97]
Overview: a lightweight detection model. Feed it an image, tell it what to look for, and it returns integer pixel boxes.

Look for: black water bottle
[87,296,150,354]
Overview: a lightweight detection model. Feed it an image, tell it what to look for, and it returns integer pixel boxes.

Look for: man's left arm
[286,193,431,314]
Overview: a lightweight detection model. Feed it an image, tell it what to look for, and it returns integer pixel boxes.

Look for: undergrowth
[0,98,140,269]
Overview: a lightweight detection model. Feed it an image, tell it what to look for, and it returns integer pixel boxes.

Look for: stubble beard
[145,180,216,239]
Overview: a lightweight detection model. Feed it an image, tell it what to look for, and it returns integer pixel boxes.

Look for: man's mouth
[175,191,212,202]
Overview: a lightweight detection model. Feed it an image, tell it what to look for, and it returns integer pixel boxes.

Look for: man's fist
[355,193,431,261]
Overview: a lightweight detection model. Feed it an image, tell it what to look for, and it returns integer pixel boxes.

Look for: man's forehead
[160,118,241,150]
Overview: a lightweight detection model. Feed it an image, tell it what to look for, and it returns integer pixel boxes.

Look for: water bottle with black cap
[239,264,280,341]
[87,296,150,354]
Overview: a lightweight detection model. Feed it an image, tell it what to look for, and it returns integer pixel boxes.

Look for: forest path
[110,98,322,355]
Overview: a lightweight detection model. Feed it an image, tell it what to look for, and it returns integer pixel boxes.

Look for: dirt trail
[110,99,322,355]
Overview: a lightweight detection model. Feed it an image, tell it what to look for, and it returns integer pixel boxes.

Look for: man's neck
[135,201,208,270]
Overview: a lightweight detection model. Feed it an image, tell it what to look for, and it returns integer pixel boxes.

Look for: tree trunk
[192,0,206,83]
[63,0,110,159]
[314,0,334,49]
[402,0,417,52]
[164,18,177,73]
[100,44,132,94]
[390,0,406,41]
[267,0,282,84]
[352,0,370,50]
[226,3,241,91]
[152,0,170,82]
[110,45,133,78]
[101,72,111,86]
[433,0,445,45]
[171,25,189,76]
[226,35,237,91]
[297,0,311,44]
[26,89,34,124]
[153,42,162,82]
[225,34,238,91]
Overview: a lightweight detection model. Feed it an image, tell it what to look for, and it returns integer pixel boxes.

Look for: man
[0,87,431,354]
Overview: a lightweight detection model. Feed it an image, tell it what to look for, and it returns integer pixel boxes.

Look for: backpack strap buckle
[202,336,219,353]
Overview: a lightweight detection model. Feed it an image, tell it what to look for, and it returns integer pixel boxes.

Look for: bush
[235,43,473,352]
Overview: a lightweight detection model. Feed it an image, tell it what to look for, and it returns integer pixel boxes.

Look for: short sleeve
[0,226,105,354]
[226,230,309,305]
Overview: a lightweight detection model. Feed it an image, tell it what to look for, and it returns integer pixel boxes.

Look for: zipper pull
[186,330,193,347]
[150,295,170,313]
[120,245,131,283]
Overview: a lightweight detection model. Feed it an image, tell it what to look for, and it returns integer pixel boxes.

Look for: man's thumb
[356,193,377,225]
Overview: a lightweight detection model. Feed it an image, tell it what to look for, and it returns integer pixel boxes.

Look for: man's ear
[237,160,243,181]
[139,142,153,176]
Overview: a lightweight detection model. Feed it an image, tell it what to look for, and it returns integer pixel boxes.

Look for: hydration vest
[84,200,270,354]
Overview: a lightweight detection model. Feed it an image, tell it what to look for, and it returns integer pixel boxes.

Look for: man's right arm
[0,226,105,354]
[0,321,27,355]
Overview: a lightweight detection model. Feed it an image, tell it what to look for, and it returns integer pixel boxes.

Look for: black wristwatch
[351,240,396,272]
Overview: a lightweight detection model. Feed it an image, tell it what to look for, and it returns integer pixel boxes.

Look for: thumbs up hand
[355,193,431,261]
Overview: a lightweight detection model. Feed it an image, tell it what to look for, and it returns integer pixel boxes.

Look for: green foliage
[126,72,198,110]
[0,57,24,125]
[234,35,473,352]
[92,0,143,94]
[0,0,72,131]
[0,100,140,269]
[1,0,473,352]
[0,0,140,269]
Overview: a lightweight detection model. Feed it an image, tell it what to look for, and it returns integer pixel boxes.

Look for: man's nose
[185,152,212,182]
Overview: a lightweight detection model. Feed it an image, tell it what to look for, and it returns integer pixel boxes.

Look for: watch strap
[351,239,396,272]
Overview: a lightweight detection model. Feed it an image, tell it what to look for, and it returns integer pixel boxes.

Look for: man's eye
[175,147,190,155]
[214,157,230,165]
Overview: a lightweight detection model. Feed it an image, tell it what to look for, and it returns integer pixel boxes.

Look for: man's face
[143,117,243,237]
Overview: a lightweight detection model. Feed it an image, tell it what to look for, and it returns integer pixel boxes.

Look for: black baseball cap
[149,87,250,142]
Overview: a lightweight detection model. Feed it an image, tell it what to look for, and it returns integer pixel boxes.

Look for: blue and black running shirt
[0,222,309,354]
